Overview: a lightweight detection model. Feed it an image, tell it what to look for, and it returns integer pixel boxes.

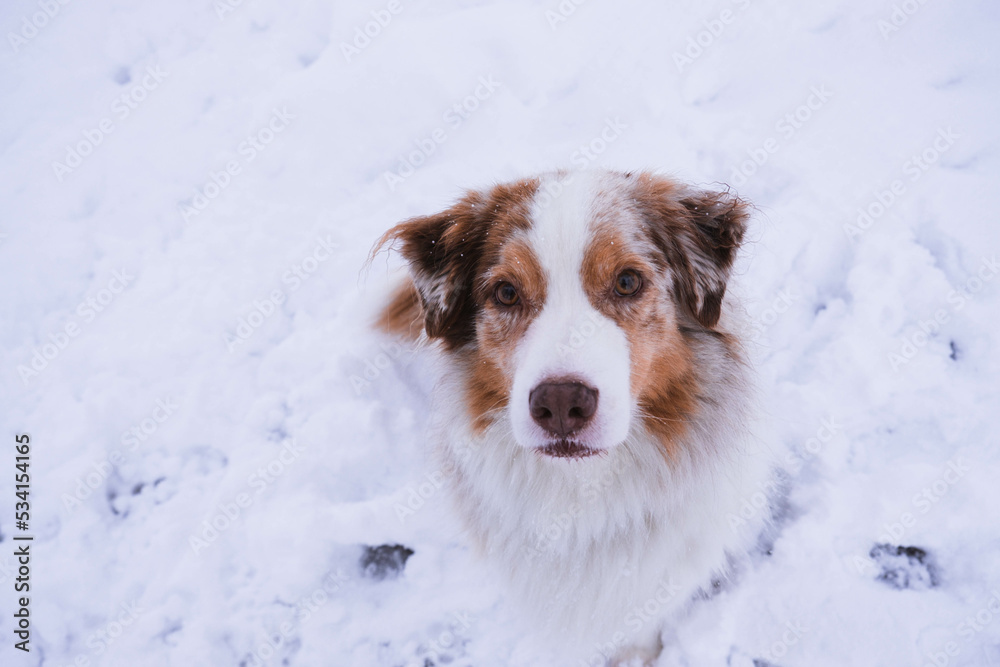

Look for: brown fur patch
[466,236,547,432]
[581,222,657,321]
[633,343,699,461]
[375,279,423,340]
[627,172,749,329]
[464,348,512,433]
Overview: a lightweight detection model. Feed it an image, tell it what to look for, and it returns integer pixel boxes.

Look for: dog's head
[375,171,749,460]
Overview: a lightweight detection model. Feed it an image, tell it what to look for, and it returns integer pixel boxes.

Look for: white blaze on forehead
[529,173,596,297]
[508,172,633,450]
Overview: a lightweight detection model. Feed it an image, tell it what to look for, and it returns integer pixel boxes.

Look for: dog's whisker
[635,409,694,425]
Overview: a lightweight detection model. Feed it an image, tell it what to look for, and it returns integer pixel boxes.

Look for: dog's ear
[634,174,750,328]
[372,193,488,348]
[372,180,540,347]
[673,188,749,328]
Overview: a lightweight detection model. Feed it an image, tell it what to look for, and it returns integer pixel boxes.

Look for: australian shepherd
[372,170,775,665]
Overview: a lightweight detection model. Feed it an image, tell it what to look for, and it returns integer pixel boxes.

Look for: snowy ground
[1,0,999,665]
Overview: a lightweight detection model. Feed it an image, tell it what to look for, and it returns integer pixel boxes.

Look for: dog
[372,170,775,665]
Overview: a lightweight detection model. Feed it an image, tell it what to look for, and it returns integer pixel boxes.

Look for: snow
[1,0,998,665]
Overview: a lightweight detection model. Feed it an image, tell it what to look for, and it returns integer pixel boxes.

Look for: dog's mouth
[536,440,603,459]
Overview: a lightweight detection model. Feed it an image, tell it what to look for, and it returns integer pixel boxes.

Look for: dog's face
[377,171,748,460]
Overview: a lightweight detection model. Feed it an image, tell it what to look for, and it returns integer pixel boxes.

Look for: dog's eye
[494,282,520,306]
[614,270,642,297]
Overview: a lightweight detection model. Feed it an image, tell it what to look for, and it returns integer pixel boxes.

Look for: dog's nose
[529,381,598,437]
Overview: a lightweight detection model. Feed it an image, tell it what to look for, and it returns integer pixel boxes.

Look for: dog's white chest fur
[433,338,771,661]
